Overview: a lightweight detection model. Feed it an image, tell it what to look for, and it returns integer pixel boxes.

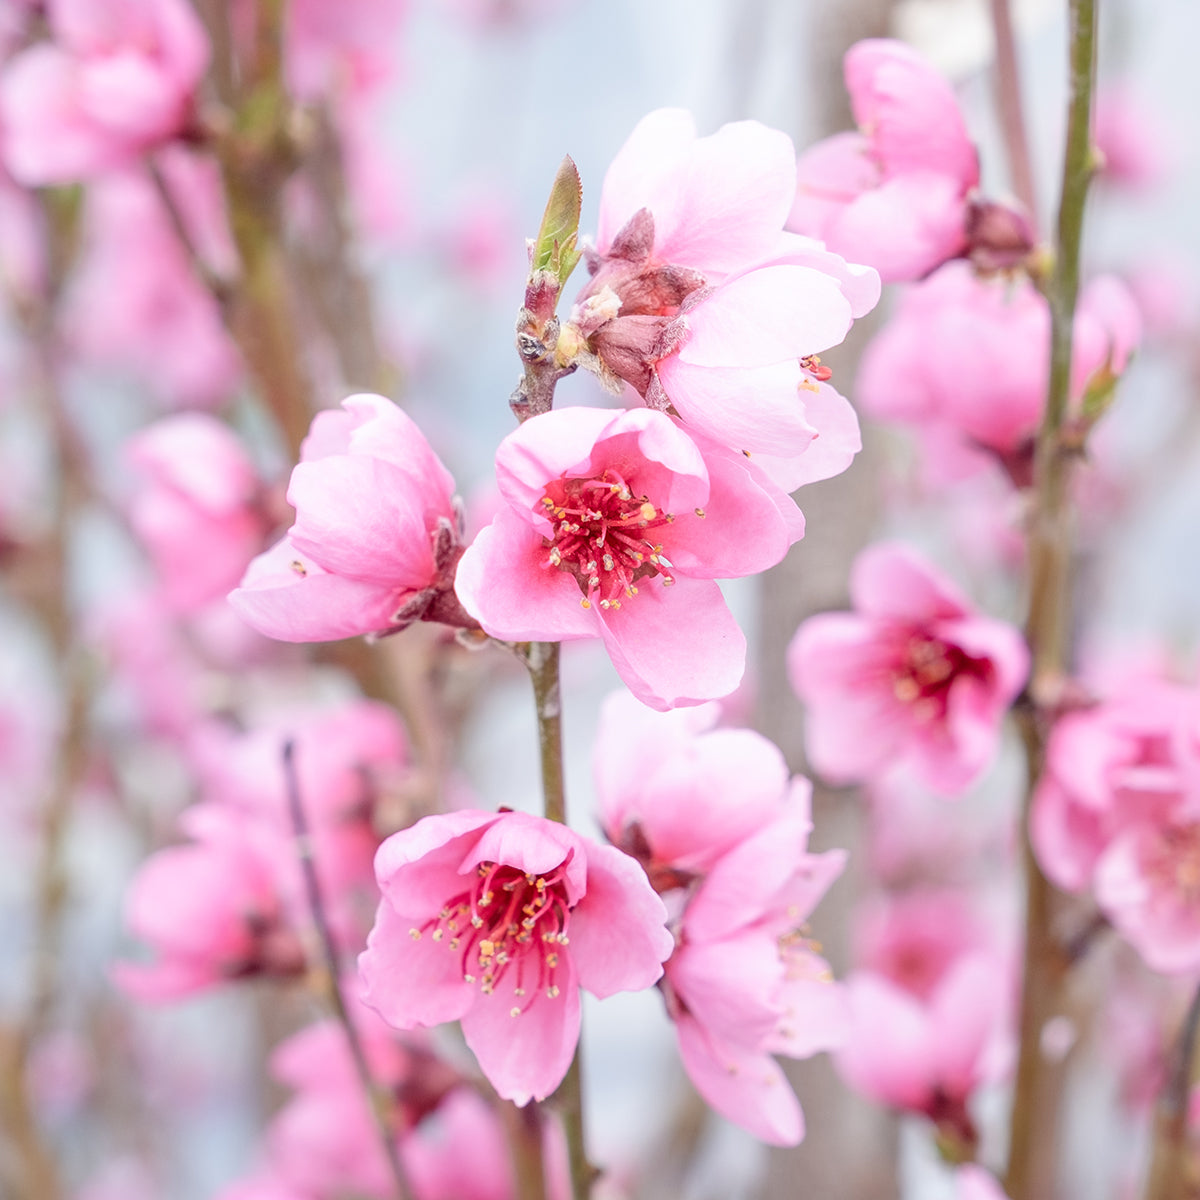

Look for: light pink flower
[283,0,406,102]
[1093,85,1173,191]
[115,805,306,1002]
[577,110,878,485]
[455,406,802,710]
[788,541,1029,796]
[957,1166,1011,1200]
[230,393,470,643]
[126,414,267,613]
[788,39,979,283]
[359,809,672,1104]
[835,951,1013,1141]
[594,689,792,883]
[0,0,209,185]
[856,262,1142,478]
[663,779,846,1145]
[63,168,242,408]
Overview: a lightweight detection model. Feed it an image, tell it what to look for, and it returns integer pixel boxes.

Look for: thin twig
[1142,984,1200,1200]
[281,740,413,1200]
[1005,3,1100,1198]
[989,0,1038,219]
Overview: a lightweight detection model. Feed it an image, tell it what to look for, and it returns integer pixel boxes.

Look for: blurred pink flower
[1093,85,1173,191]
[63,168,242,408]
[455,406,803,710]
[126,414,268,613]
[0,0,209,184]
[359,809,672,1104]
[230,393,470,643]
[788,38,979,283]
[578,109,878,487]
[957,1165,1011,1200]
[856,262,1142,479]
[835,950,1013,1141]
[115,804,306,1002]
[788,542,1029,796]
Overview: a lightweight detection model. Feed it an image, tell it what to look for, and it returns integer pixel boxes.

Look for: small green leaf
[532,156,582,278]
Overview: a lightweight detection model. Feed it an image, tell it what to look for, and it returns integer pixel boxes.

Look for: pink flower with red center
[359,809,672,1105]
[573,109,879,489]
[230,393,473,643]
[455,405,803,710]
[787,38,980,283]
[0,0,210,185]
[788,541,1029,796]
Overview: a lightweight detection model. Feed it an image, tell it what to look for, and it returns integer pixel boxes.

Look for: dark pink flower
[230,393,469,643]
[0,0,209,185]
[359,809,672,1104]
[788,39,979,283]
[455,406,803,710]
[788,541,1029,796]
[125,414,268,613]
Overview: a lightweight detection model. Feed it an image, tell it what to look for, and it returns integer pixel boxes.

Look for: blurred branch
[281,741,413,1200]
[989,0,1038,219]
[1142,984,1200,1200]
[1005,3,1100,1198]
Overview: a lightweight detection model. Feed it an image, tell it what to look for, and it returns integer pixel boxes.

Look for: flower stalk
[1005,2,1100,1197]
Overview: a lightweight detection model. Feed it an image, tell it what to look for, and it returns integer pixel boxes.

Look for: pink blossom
[591,695,846,1143]
[230,393,470,643]
[115,804,306,1002]
[835,950,1013,1140]
[0,0,209,185]
[359,809,672,1104]
[788,39,979,283]
[126,414,267,613]
[594,689,792,882]
[957,1166,1011,1200]
[1032,673,1200,974]
[63,168,242,408]
[455,405,802,710]
[283,0,406,102]
[788,541,1029,796]
[662,779,846,1144]
[856,262,1142,477]
[572,109,877,487]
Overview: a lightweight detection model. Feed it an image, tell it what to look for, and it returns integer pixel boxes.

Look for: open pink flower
[126,414,267,612]
[788,39,979,283]
[0,0,209,185]
[663,780,846,1145]
[788,541,1029,795]
[230,393,470,643]
[359,809,672,1105]
[455,406,803,710]
[576,109,878,486]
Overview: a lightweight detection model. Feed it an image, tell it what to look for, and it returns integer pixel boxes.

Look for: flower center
[1143,823,1200,904]
[409,858,573,1014]
[891,633,988,723]
[540,469,678,610]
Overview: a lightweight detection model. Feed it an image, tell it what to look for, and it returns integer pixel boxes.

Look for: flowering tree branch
[989,0,1038,220]
[1005,2,1100,1197]
[281,740,414,1200]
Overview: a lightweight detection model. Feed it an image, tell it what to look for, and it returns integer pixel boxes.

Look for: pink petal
[288,456,435,588]
[460,957,582,1105]
[849,541,972,621]
[679,265,854,367]
[668,932,783,1047]
[788,131,878,240]
[598,576,745,711]
[453,510,600,642]
[568,841,671,997]
[675,1015,804,1146]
